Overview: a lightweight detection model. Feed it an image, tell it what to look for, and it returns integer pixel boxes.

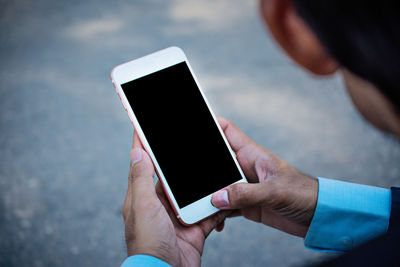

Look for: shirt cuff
[304,177,391,252]
[121,255,171,267]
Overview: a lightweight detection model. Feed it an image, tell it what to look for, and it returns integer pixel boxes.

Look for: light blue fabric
[121,255,171,267]
[305,177,391,252]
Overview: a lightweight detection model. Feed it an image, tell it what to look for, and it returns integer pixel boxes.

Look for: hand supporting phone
[111,47,247,225]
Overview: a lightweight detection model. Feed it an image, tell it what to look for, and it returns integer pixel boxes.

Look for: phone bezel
[111,46,247,225]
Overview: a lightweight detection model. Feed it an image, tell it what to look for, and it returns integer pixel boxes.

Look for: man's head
[259,0,400,136]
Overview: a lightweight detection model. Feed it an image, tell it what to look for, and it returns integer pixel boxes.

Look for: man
[121,0,400,266]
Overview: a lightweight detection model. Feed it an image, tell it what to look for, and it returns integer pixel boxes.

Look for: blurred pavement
[1,0,399,266]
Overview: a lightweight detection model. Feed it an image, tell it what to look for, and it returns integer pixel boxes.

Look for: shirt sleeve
[121,255,172,267]
[304,177,391,252]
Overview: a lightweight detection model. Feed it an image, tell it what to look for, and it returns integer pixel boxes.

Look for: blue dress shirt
[121,177,392,266]
[304,177,391,252]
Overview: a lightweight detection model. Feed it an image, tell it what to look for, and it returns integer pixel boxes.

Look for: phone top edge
[110,46,185,83]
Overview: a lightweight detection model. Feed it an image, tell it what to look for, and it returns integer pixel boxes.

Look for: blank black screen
[121,62,242,208]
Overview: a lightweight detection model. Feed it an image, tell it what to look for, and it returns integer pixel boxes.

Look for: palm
[154,183,220,267]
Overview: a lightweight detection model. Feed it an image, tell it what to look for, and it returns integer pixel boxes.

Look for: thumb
[130,148,154,181]
[123,148,155,221]
[128,148,155,198]
[211,182,269,209]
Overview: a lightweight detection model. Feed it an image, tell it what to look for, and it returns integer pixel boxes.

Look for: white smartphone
[111,47,247,225]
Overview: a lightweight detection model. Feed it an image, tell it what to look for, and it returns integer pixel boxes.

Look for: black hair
[292,1,400,112]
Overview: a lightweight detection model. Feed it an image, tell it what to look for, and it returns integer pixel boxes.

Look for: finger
[198,210,231,238]
[132,129,144,150]
[216,116,253,152]
[128,131,143,182]
[124,149,135,220]
[211,182,270,210]
[129,148,156,203]
[155,181,170,210]
[155,180,180,225]
[155,180,163,196]
[124,147,155,220]
[129,148,154,182]
[122,181,133,221]
[155,181,170,207]
[215,219,225,232]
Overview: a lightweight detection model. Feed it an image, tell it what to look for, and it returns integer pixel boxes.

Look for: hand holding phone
[111,47,247,225]
[122,132,228,266]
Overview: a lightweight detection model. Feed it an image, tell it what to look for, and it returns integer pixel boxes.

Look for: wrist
[294,172,318,237]
[127,243,179,267]
[301,173,319,227]
[281,169,318,237]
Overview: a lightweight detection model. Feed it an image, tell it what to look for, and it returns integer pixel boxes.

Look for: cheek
[345,76,393,132]
[347,88,376,122]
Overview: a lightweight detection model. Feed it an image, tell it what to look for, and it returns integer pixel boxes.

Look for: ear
[260,0,339,75]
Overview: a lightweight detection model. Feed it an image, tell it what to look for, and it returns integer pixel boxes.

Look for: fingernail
[212,190,229,208]
[130,148,142,166]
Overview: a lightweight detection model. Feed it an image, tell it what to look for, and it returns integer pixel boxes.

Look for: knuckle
[229,184,249,206]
